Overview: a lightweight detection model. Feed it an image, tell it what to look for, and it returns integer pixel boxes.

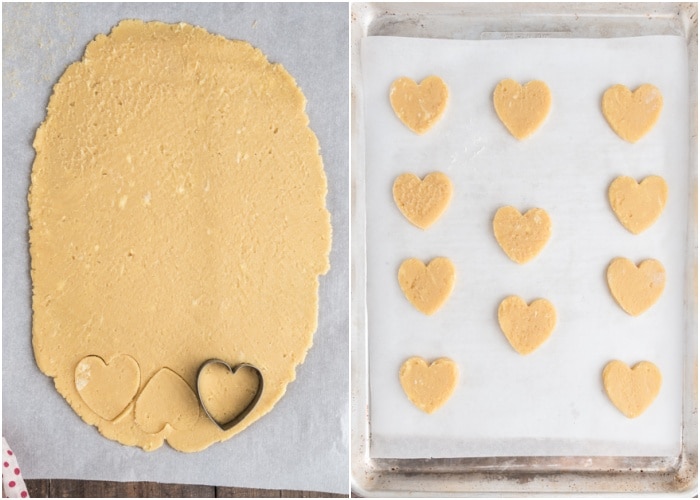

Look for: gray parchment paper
[2,3,348,493]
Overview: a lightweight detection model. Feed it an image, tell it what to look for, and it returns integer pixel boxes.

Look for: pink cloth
[2,439,28,498]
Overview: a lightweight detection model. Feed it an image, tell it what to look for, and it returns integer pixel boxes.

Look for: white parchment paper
[363,35,689,459]
[2,3,348,493]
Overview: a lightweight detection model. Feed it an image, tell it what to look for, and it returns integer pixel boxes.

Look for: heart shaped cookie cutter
[196,359,264,431]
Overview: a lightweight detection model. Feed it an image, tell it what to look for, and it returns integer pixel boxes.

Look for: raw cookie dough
[606,258,665,316]
[602,84,663,143]
[493,206,551,264]
[389,76,448,134]
[398,257,455,315]
[392,172,452,229]
[135,368,200,434]
[197,362,261,428]
[493,79,551,140]
[608,175,668,234]
[399,357,458,414]
[29,20,331,452]
[603,360,662,418]
[497,296,557,355]
[75,355,140,421]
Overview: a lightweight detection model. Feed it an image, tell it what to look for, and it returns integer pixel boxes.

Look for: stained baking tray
[350,2,698,496]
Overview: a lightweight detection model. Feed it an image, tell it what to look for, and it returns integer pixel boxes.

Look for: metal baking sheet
[350,2,697,496]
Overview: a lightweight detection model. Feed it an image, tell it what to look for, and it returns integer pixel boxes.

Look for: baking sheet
[2,3,348,494]
[362,34,689,460]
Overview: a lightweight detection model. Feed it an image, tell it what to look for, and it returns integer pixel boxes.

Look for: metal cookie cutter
[196,359,264,431]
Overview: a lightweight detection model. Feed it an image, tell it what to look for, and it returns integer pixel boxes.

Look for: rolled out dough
[29,20,331,452]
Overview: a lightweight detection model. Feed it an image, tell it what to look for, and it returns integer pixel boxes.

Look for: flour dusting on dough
[75,362,91,391]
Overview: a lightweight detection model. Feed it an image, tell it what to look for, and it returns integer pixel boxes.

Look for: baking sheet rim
[350,2,698,496]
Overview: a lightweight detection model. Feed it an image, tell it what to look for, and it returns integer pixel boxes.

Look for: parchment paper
[363,35,689,459]
[2,3,348,493]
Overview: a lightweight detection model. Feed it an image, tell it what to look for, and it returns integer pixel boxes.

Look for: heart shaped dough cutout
[603,360,662,418]
[398,257,455,315]
[493,79,551,140]
[135,368,199,434]
[393,172,453,229]
[493,206,551,264]
[608,175,668,234]
[390,76,448,134]
[75,354,140,421]
[399,357,458,413]
[607,258,665,316]
[197,361,262,430]
[497,296,557,355]
[602,84,663,143]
